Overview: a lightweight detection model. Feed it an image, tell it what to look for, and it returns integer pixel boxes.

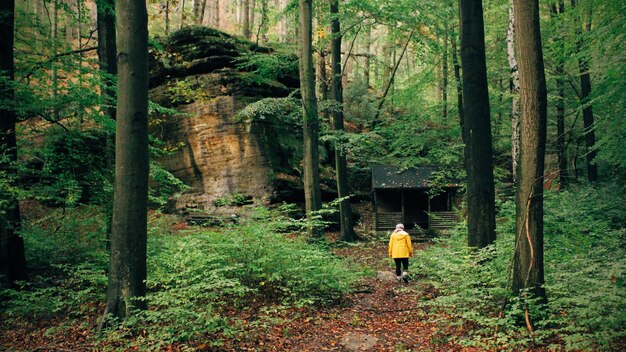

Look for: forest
[0,0,624,351]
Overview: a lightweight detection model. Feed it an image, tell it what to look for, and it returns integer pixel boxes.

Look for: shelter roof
[371,165,460,189]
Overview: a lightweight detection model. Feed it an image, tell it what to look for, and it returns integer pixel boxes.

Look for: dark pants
[394,258,409,276]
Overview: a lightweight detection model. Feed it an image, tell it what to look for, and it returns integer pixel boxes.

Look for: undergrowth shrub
[414,183,626,351]
[3,204,362,348]
[98,207,361,348]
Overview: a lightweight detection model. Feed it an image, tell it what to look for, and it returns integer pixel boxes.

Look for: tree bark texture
[194,0,206,25]
[507,0,521,184]
[165,0,170,34]
[97,0,117,121]
[242,0,251,39]
[512,0,547,299]
[298,0,322,237]
[330,0,354,242]
[571,0,597,182]
[104,0,149,320]
[0,0,28,284]
[451,29,464,139]
[552,1,568,188]
[442,24,449,118]
[459,0,496,248]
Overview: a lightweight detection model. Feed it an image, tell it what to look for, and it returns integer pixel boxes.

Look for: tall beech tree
[103,0,150,320]
[512,0,547,300]
[330,0,354,242]
[298,0,322,237]
[459,0,496,248]
[0,0,27,284]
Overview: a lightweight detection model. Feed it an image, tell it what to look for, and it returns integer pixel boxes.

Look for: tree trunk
[571,0,597,182]
[512,0,547,300]
[278,0,287,42]
[372,30,414,126]
[298,0,322,237]
[459,0,496,248]
[194,0,206,25]
[318,51,329,123]
[451,27,464,139]
[0,0,28,284]
[181,0,186,29]
[165,0,170,34]
[363,22,371,88]
[330,0,354,242]
[242,0,251,39]
[442,24,449,118]
[552,1,568,188]
[103,0,149,321]
[97,0,117,121]
[507,0,521,184]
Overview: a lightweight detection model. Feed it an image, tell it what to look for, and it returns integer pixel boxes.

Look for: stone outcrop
[149,27,299,211]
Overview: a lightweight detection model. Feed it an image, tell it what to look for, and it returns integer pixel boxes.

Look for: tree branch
[20,46,98,82]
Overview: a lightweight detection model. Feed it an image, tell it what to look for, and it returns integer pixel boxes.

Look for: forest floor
[216,238,479,352]
[0,236,488,352]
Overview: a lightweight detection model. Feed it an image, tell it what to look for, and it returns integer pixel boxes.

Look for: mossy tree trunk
[0,0,27,284]
[298,0,322,237]
[330,0,354,242]
[512,0,547,300]
[459,0,496,248]
[103,0,149,321]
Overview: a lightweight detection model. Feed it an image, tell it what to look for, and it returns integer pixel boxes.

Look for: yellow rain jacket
[388,230,414,258]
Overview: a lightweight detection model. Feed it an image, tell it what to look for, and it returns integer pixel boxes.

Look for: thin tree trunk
[97,0,117,121]
[242,0,251,39]
[52,0,60,120]
[508,0,521,184]
[194,0,206,25]
[552,1,568,188]
[102,0,149,322]
[571,0,597,182]
[442,24,449,118]
[363,22,371,88]
[512,0,547,301]
[459,0,496,248]
[318,51,329,123]
[298,0,322,237]
[165,0,170,34]
[0,0,28,284]
[451,27,464,138]
[372,29,415,126]
[278,0,287,42]
[330,0,354,242]
[181,0,186,29]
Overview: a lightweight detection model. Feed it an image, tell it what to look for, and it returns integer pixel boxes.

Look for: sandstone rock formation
[149,27,300,211]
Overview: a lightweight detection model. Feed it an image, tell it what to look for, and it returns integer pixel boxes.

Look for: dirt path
[225,240,478,352]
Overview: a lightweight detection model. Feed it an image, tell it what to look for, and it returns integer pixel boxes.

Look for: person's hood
[391,231,409,239]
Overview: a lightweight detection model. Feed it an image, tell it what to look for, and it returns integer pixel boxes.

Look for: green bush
[414,183,626,351]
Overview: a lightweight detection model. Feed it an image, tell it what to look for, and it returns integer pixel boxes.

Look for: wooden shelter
[372,165,459,238]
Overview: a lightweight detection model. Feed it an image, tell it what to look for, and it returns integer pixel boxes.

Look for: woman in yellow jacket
[389,223,413,283]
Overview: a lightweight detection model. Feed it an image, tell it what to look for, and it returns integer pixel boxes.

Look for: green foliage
[235,51,299,85]
[3,207,362,348]
[414,183,626,351]
[236,96,303,173]
[19,128,112,207]
[213,192,252,207]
